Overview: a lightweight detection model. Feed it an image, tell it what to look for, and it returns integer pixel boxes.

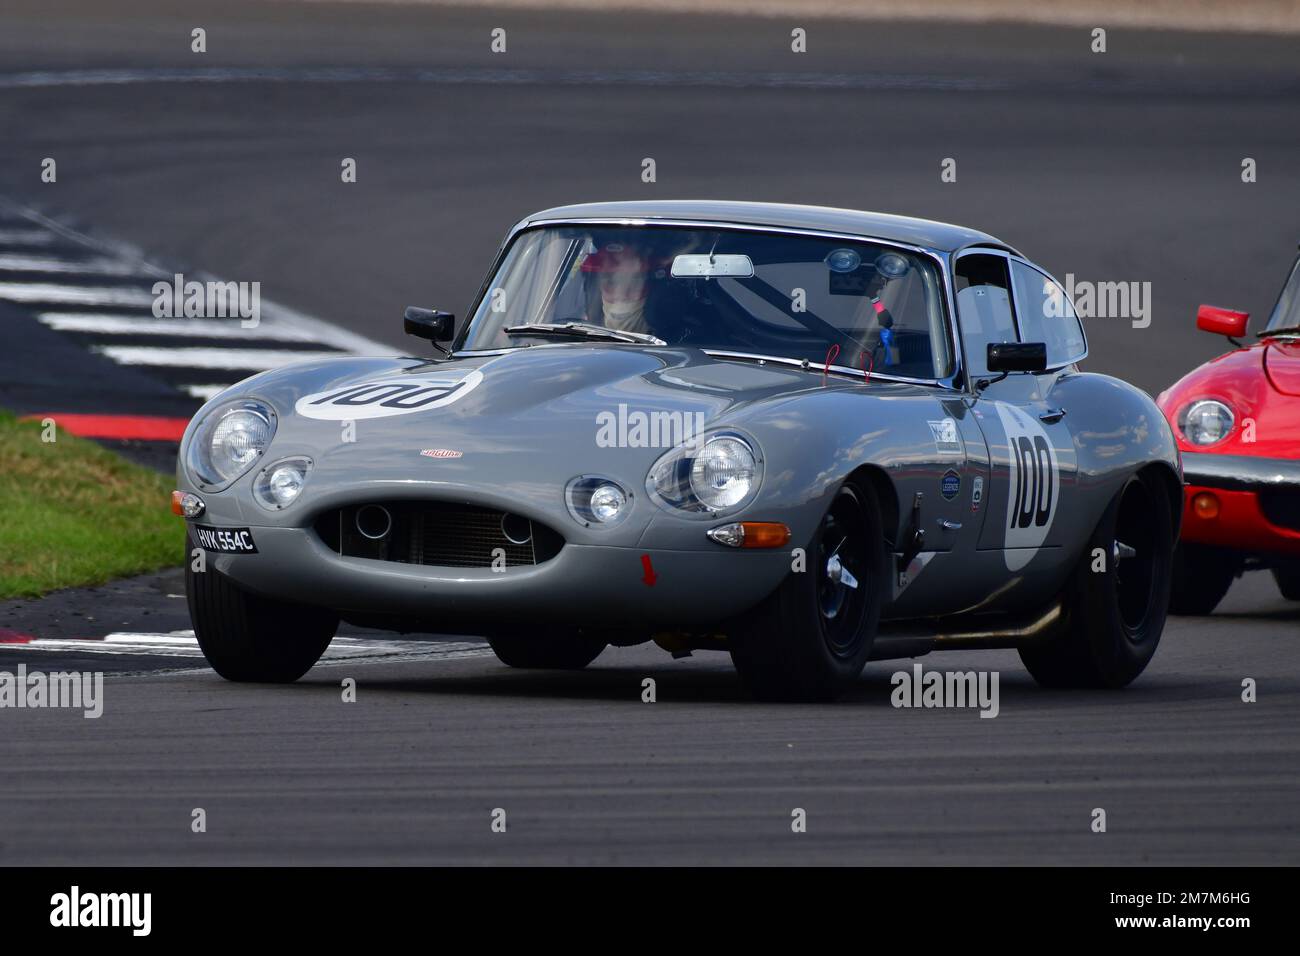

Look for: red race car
[1156,247,1300,614]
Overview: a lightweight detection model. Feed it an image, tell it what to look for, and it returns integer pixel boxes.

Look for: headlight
[253,456,312,510]
[647,433,762,516]
[689,437,757,510]
[1179,399,1234,446]
[186,400,277,489]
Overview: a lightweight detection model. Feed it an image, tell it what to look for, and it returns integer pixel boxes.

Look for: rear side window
[1010,261,1086,368]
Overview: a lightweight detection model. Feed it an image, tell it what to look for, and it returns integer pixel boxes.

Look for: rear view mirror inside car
[670,254,755,278]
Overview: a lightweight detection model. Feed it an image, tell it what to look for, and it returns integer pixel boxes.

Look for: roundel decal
[995,403,1060,571]
[295,369,483,421]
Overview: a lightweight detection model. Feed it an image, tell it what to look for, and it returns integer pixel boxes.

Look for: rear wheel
[728,481,887,701]
[1272,563,1300,601]
[1169,544,1236,615]
[1020,473,1173,689]
[186,544,338,682]
[487,630,607,669]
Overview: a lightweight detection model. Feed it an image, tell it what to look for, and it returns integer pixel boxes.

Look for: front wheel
[186,546,338,682]
[1019,473,1173,689]
[728,481,887,702]
[1272,563,1300,601]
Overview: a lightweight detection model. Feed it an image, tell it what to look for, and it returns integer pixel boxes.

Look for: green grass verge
[0,411,184,600]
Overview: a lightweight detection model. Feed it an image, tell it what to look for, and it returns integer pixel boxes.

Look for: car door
[954,251,1083,586]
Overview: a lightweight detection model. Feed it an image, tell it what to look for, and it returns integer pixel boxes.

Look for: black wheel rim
[1115,481,1158,638]
[816,489,872,658]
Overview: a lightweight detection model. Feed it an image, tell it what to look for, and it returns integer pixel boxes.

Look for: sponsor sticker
[941,469,961,500]
[194,525,258,554]
[971,475,984,513]
[928,417,961,454]
[420,448,463,459]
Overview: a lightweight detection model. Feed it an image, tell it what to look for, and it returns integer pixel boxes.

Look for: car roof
[521,200,1019,255]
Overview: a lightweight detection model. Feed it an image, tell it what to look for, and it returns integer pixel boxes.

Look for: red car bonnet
[1158,342,1300,458]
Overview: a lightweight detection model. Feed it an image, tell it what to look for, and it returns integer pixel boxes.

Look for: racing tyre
[728,480,887,702]
[186,544,338,682]
[1020,473,1173,689]
[1272,563,1300,601]
[1169,544,1235,615]
[487,629,607,669]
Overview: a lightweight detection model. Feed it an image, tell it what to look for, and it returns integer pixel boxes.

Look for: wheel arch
[1138,460,1184,545]
[845,464,899,550]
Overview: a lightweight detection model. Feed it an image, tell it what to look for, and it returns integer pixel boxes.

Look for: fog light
[590,483,627,522]
[171,490,205,518]
[566,475,632,528]
[1192,491,1220,520]
[270,467,303,503]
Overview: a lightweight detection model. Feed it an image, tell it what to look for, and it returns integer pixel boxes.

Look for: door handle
[1039,407,1067,424]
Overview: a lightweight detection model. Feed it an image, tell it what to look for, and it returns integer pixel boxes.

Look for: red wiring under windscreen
[822,344,840,384]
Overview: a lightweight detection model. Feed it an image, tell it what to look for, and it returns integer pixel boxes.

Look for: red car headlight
[1178,399,1235,446]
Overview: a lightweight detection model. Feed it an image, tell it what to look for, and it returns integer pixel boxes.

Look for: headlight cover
[186,399,277,490]
[646,433,762,517]
[1178,399,1234,446]
[253,456,313,511]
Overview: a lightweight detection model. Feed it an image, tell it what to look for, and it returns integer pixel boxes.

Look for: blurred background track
[0,0,1298,397]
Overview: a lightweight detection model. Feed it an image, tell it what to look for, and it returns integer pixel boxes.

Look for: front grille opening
[315,501,564,568]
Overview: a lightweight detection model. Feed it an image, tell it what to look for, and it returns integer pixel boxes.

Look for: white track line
[0,229,58,245]
[0,281,156,307]
[7,630,491,665]
[182,384,228,401]
[93,345,344,370]
[0,196,395,357]
[0,254,147,276]
[38,312,320,342]
[257,298,395,355]
[104,634,196,645]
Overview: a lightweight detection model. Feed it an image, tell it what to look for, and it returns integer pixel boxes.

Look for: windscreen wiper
[1258,325,1300,338]
[504,322,666,346]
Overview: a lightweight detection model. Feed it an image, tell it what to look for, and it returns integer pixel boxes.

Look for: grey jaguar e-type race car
[175,201,1182,700]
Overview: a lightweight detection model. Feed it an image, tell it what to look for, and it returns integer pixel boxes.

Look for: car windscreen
[1265,254,1300,331]
[459,224,953,380]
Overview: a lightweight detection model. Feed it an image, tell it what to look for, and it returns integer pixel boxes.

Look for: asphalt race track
[0,0,1298,864]
[1,569,1296,865]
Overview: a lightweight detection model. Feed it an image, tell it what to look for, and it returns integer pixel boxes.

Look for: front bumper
[1179,453,1300,555]
[201,525,793,631]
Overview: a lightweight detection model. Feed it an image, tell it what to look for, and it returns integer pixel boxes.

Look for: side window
[1010,261,1086,367]
[955,254,1016,378]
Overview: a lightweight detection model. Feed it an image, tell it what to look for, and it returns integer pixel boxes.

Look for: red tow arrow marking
[640,554,658,587]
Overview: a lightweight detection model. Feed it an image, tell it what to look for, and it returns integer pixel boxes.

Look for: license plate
[194,525,258,554]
